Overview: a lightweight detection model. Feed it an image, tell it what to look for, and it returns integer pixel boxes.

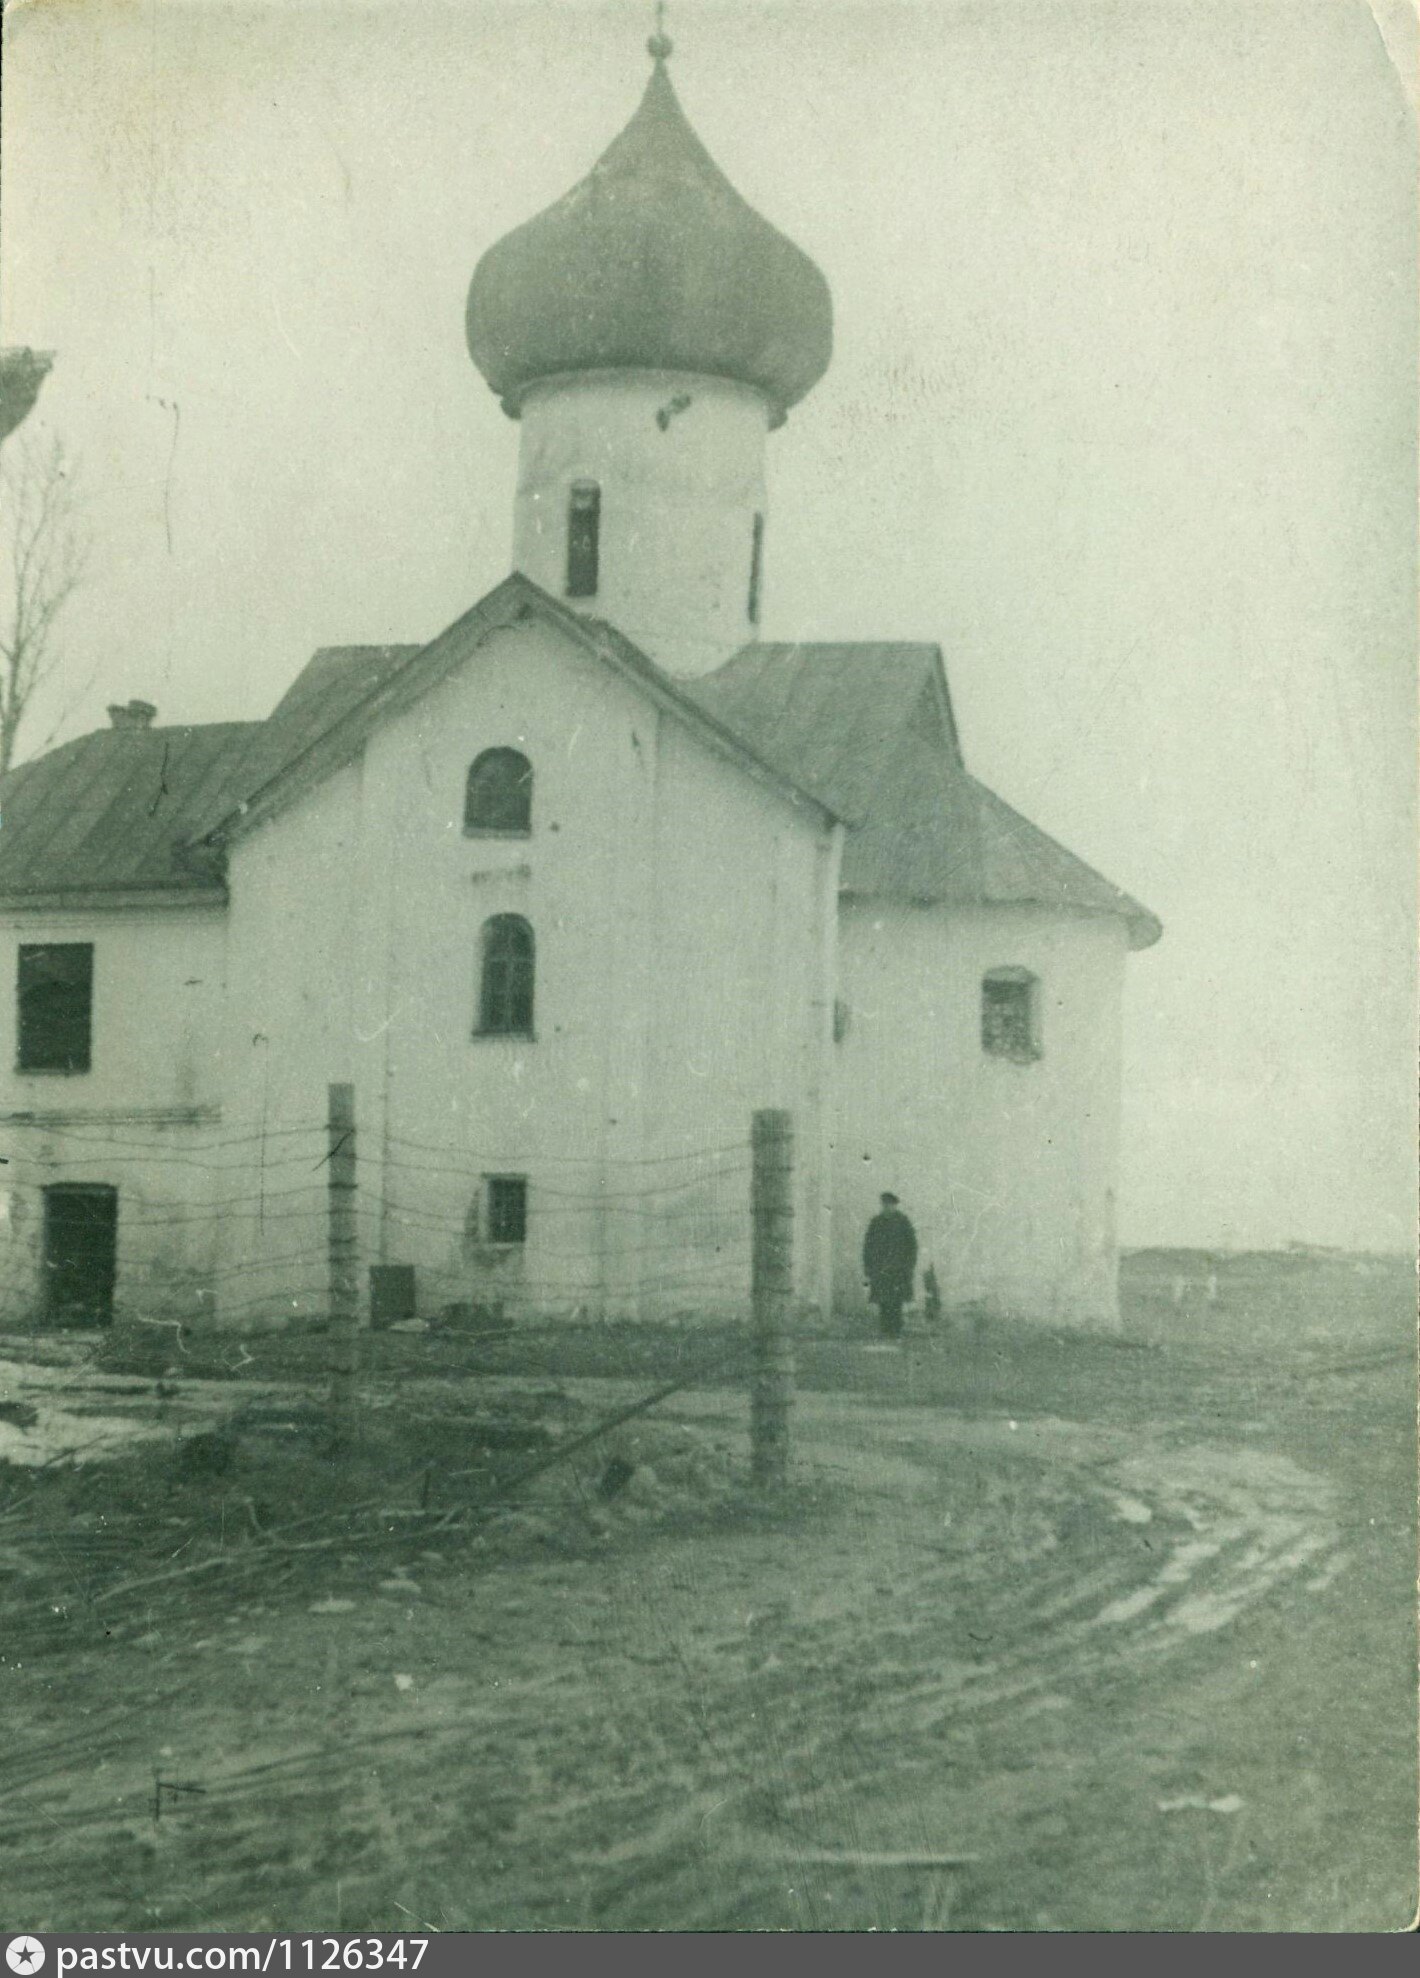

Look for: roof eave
[923,648,964,763]
[1127,909,1164,951]
[565,611,841,825]
[839,883,1163,948]
[0,884,228,915]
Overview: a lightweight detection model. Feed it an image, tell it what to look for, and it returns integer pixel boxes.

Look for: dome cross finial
[647,1,672,63]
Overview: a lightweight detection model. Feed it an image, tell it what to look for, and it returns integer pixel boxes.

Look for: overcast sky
[1,0,1414,1252]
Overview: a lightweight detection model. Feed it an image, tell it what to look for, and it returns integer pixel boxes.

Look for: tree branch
[0,432,88,773]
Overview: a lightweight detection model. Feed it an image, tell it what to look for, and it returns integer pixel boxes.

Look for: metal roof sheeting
[0,640,421,902]
[0,723,263,898]
[690,641,1161,948]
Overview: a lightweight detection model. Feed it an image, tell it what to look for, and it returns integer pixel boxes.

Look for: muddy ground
[0,1254,1414,1932]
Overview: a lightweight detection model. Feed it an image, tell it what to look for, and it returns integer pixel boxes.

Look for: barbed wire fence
[0,1089,798,1482]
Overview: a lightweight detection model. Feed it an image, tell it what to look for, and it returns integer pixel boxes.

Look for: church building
[0,37,1159,1335]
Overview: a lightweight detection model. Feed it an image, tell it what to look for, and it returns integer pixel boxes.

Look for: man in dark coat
[863,1193,918,1341]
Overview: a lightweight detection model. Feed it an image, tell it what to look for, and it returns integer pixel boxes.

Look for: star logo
[6,1941,44,1975]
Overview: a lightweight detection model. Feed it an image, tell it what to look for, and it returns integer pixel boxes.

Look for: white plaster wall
[218,764,369,1323]
[512,371,770,676]
[0,906,229,1323]
[833,901,1128,1329]
[641,722,838,1317]
[221,614,833,1324]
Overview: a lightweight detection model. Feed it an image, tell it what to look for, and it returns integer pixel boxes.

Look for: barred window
[982,966,1040,1062]
[486,1175,528,1246]
[477,915,535,1037]
[18,944,93,1073]
[464,749,532,835]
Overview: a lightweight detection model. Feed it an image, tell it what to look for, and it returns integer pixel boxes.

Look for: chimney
[108,699,157,731]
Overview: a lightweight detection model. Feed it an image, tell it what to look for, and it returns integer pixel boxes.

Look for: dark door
[42,1184,118,1327]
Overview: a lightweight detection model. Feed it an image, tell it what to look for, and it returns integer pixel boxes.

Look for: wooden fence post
[751,1108,794,1488]
[327,1082,358,1440]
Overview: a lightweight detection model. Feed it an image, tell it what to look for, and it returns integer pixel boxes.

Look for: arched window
[478,915,535,1036]
[981,966,1041,1062]
[566,481,600,598]
[464,748,532,835]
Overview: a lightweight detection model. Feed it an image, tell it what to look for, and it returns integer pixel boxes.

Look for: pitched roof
[203,574,834,845]
[0,646,430,903]
[689,641,1161,948]
[969,779,1161,941]
[0,596,1160,948]
[0,722,264,900]
[686,640,954,827]
[0,641,436,904]
[0,577,835,903]
[264,643,421,756]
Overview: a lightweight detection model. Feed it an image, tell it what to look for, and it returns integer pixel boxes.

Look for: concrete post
[327,1082,358,1439]
[751,1108,794,1487]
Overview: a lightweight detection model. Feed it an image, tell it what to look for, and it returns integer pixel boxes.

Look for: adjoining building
[0,39,1158,1334]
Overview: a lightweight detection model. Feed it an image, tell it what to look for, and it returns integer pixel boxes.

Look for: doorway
[42,1184,118,1327]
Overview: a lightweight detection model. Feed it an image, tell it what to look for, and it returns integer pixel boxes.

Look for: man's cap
[880,1192,900,1206]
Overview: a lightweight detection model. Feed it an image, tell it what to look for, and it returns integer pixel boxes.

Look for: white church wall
[513,371,770,676]
[0,904,229,1325]
[219,761,368,1324]
[645,721,839,1318]
[219,613,832,1325]
[833,900,1127,1329]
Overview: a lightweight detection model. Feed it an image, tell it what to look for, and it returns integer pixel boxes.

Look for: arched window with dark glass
[464,748,532,835]
[477,915,535,1036]
[566,481,600,598]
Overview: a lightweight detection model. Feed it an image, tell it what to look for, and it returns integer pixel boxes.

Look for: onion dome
[466,41,832,426]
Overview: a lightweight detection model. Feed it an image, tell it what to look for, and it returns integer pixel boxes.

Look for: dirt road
[2,1319,1413,1933]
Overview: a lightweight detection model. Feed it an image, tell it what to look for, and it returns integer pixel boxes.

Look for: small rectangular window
[18,943,93,1073]
[566,482,600,598]
[982,967,1040,1062]
[486,1175,528,1246]
[748,512,764,625]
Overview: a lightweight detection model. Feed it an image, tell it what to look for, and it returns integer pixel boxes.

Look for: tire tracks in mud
[0,1398,1346,1930]
[562,1403,1345,1925]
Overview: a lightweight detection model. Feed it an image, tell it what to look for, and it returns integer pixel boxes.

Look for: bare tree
[0,430,87,774]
